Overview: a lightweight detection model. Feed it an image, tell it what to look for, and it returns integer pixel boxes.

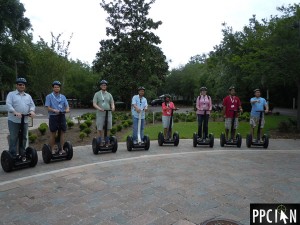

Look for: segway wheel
[262,134,269,149]
[26,147,38,167]
[209,133,214,148]
[236,134,242,148]
[246,134,252,148]
[173,132,179,146]
[126,136,133,151]
[144,135,150,151]
[158,132,164,146]
[111,136,118,153]
[64,141,73,160]
[193,133,197,147]
[220,133,225,147]
[1,150,14,172]
[42,144,52,164]
[92,138,99,155]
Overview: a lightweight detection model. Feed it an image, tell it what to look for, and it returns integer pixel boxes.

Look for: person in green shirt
[92,80,115,145]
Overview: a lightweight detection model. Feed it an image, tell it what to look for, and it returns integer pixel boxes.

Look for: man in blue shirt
[45,81,70,154]
[250,89,269,141]
[6,78,36,157]
[131,87,148,144]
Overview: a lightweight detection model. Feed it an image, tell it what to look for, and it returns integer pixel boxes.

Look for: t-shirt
[196,95,212,115]
[131,95,148,119]
[162,102,175,116]
[223,95,241,118]
[250,97,267,117]
[45,92,69,116]
[93,91,114,117]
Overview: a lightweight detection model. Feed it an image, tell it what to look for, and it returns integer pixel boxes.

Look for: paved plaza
[0,139,299,225]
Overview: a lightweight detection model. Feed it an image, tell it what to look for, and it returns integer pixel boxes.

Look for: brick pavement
[0,139,299,225]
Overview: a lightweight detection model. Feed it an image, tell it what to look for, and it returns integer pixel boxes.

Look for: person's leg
[203,114,209,139]
[132,116,138,143]
[60,115,67,151]
[20,123,28,155]
[232,118,238,140]
[8,120,20,156]
[225,118,230,140]
[197,115,203,138]
[96,116,104,144]
[140,119,145,141]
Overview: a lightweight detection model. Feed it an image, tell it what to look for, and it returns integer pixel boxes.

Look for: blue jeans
[132,116,145,142]
[8,120,28,156]
[197,114,209,139]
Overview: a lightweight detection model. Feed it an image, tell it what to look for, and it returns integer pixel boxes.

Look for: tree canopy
[93,0,169,104]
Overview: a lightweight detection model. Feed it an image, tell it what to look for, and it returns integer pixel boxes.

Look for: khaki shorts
[250,116,265,128]
[96,116,112,131]
[162,116,173,128]
[225,118,239,130]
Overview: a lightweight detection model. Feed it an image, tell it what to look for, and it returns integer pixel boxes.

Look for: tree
[93,0,168,105]
[0,0,32,99]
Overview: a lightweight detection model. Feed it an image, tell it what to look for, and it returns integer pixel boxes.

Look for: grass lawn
[121,114,292,141]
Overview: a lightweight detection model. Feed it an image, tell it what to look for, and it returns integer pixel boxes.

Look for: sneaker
[59,149,66,155]
[105,137,110,145]
[133,140,138,145]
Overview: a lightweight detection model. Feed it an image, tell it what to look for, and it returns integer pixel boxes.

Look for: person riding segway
[1,78,38,172]
[220,86,243,147]
[127,86,150,151]
[92,79,117,154]
[158,94,179,146]
[42,81,73,163]
[246,89,269,148]
[193,87,214,147]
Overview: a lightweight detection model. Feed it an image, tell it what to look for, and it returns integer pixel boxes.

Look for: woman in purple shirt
[196,87,212,140]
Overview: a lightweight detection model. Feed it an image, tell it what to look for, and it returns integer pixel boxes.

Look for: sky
[20,0,296,69]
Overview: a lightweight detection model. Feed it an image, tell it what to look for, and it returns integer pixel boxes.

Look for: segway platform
[127,135,150,151]
[92,136,118,154]
[193,133,214,148]
[1,114,38,172]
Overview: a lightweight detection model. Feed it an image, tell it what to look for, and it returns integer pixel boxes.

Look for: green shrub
[116,124,123,132]
[84,119,92,127]
[122,121,129,128]
[29,134,38,143]
[79,122,88,131]
[127,119,133,126]
[81,112,96,120]
[110,127,117,135]
[79,132,86,141]
[67,119,74,129]
[83,127,92,136]
[38,123,48,135]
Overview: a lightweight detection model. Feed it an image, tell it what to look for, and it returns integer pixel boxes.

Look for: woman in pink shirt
[162,94,176,139]
[196,87,212,140]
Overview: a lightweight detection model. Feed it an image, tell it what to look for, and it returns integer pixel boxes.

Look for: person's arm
[110,94,115,111]
[208,96,212,111]
[196,96,200,110]
[250,97,258,104]
[6,92,16,114]
[92,93,104,112]
[264,99,269,113]
[222,98,226,117]
[144,99,148,111]
[29,96,36,117]
[162,102,167,112]
[131,96,140,112]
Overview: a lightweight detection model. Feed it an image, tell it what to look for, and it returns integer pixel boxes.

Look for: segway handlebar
[15,113,32,117]
[255,110,265,112]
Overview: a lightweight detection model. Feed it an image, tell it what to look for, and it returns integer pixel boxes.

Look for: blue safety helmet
[16,77,27,84]
[137,86,145,91]
[99,80,108,85]
[52,81,61,87]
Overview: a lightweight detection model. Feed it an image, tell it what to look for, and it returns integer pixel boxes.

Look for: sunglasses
[17,84,25,86]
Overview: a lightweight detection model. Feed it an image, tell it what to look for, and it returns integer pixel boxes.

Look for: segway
[127,109,150,151]
[42,112,73,163]
[92,110,118,154]
[158,108,179,146]
[246,110,269,148]
[220,110,242,147]
[193,110,214,148]
[1,114,38,172]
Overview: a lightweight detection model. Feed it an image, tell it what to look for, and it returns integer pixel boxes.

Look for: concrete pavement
[0,139,299,225]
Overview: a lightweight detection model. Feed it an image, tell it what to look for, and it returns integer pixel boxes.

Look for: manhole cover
[202,218,242,225]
